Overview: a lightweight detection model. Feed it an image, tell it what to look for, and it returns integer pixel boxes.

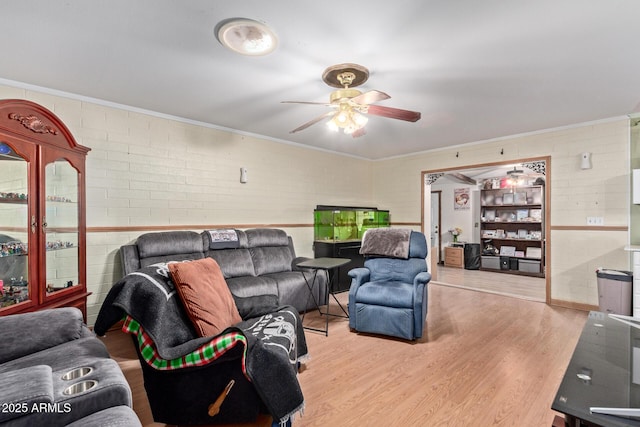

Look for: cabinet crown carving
[8,112,58,135]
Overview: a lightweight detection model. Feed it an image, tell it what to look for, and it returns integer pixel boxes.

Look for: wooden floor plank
[100,284,586,426]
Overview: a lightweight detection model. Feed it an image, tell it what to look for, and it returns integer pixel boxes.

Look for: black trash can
[596,269,632,315]
[464,243,481,270]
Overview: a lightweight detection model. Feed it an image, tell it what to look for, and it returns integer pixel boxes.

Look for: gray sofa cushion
[250,246,293,275]
[226,276,279,298]
[0,365,53,423]
[0,338,110,374]
[0,308,85,364]
[265,271,321,311]
[65,405,141,427]
[137,231,204,258]
[233,294,280,320]
[205,248,255,278]
[246,228,290,247]
[140,252,204,268]
[134,231,205,268]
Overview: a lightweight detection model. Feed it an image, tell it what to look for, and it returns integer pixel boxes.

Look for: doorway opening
[422,156,550,304]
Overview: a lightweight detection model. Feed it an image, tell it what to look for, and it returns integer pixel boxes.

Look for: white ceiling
[2,1,640,160]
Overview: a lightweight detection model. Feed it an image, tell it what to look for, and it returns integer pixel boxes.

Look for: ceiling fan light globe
[353,112,368,127]
[326,119,339,132]
[336,111,349,124]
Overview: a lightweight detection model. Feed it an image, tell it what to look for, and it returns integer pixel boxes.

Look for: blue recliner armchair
[348,229,431,340]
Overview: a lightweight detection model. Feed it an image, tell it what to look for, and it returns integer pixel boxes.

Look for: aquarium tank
[314,205,390,242]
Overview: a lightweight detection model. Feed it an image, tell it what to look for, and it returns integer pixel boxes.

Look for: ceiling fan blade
[289,111,335,133]
[281,101,332,106]
[350,90,390,105]
[366,104,421,122]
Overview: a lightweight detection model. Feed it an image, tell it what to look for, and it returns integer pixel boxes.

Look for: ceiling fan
[282,63,421,138]
[506,166,524,177]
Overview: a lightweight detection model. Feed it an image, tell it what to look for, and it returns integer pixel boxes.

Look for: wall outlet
[586,216,604,225]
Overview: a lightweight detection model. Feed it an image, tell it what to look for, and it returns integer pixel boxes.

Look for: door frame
[421,156,551,304]
[430,190,442,264]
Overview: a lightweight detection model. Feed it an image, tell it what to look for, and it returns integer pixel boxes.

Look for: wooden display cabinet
[0,100,90,320]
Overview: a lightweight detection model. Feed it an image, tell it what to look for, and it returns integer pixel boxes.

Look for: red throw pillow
[168,258,242,337]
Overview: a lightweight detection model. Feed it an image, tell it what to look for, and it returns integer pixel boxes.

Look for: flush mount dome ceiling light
[216,18,278,56]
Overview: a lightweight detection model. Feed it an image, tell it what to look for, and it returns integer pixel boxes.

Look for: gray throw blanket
[359,228,412,259]
[94,263,306,425]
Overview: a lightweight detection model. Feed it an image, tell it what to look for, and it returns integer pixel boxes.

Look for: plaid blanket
[94,262,306,425]
[122,316,248,371]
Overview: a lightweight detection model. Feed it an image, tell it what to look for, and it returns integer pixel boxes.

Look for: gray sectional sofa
[0,308,140,426]
[120,228,327,313]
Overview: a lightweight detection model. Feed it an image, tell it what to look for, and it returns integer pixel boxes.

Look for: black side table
[296,257,350,336]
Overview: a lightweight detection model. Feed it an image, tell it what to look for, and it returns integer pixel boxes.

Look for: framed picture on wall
[454,188,470,210]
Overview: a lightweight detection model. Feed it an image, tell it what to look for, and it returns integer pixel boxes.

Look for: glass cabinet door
[44,159,79,294]
[0,141,32,309]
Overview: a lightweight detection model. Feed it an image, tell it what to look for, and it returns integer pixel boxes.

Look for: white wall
[0,82,631,321]
[0,84,374,325]
[373,119,630,307]
[431,181,478,245]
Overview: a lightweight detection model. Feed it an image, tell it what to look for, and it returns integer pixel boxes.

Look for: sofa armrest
[0,308,86,364]
[292,256,311,271]
[120,244,141,276]
[0,365,53,423]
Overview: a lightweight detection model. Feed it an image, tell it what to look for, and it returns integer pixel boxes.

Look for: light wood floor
[433,265,546,302]
[100,284,586,427]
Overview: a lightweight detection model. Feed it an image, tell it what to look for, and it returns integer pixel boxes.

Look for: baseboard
[549,298,598,312]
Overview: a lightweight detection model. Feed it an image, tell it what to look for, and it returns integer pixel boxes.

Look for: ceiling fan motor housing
[330,88,361,104]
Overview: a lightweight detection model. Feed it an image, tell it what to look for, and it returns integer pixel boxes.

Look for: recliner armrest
[414,271,432,286]
[348,267,370,286]
[0,308,86,364]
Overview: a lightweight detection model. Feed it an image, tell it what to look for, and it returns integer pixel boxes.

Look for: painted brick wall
[0,85,374,325]
[0,82,631,322]
[372,118,630,306]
